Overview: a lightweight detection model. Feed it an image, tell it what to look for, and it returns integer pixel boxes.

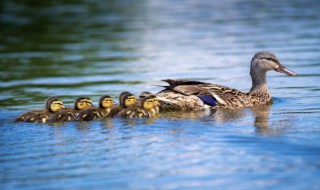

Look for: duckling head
[142,95,159,110]
[74,97,93,110]
[251,51,297,77]
[139,91,152,100]
[46,97,65,113]
[119,92,137,108]
[99,95,114,109]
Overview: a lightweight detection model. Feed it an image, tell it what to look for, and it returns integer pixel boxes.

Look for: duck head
[139,91,153,100]
[46,97,65,113]
[141,94,160,110]
[99,95,114,109]
[251,51,297,76]
[74,97,93,110]
[119,92,137,108]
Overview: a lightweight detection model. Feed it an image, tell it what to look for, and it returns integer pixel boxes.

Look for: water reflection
[118,116,160,126]
[251,104,271,131]
[159,103,278,135]
[101,118,114,129]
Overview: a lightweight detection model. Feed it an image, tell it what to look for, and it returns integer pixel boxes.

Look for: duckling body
[48,108,75,123]
[76,95,114,121]
[16,110,52,123]
[15,110,44,122]
[107,92,138,117]
[157,52,297,110]
[15,97,65,123]
[48,97,93,123]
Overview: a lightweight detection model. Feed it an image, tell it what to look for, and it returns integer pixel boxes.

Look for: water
[1,0,320,189]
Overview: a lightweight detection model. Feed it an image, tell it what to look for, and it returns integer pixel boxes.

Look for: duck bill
[275,65,297,76]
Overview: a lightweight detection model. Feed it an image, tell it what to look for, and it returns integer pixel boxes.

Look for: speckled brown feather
[48,108,76,123]
[75,107,112,121]
[157,79,271,110]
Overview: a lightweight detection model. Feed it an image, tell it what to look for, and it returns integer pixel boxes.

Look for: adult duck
[156,51,297,110]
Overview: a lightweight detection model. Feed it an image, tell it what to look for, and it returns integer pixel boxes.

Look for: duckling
[108,92,138,117]
[117,94,160,118]
[139,92,160,113]
[75,95,115,121]
[48,97,93,123]
[14,97,65,123]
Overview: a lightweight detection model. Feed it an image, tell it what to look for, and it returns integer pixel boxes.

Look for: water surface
[1,0,320,189]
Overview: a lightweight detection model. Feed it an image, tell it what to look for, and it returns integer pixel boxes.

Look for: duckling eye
[53,101,63,105]
[127,96,136,100]
[79,101,87,105]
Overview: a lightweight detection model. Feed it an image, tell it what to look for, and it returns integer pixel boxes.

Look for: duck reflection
[159,103,277,136]
[118,116,160,126]
[102,118,114,129]
[251,104,271,129]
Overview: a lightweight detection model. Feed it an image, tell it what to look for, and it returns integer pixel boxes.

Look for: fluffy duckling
[15,97,65,123]
[117,94,160,118]
[75,95,115,121]
[108,92,138,117]
[139,92,160,113]
[48,97,93,123]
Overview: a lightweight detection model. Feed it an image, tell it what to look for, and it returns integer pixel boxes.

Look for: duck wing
[159,79,251,109]
[75,108,103,121]
[14,110,47,122]
[162,79,208,85]
[117,107,147,119]
[197,84,252,108]
[48,108,75,123]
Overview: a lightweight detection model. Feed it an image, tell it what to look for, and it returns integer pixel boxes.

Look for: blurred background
[1,0,320,189]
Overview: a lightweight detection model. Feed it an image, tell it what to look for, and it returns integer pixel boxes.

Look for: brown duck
[15,97,65,123]
[156,51,297,110]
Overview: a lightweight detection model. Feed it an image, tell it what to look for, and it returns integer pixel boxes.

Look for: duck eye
[264,57,275,62]
[53,101,63,105]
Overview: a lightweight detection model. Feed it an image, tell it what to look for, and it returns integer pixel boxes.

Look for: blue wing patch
[198,95,217,107]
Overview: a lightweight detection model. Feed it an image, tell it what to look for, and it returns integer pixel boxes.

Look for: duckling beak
[275,65,297,76]
[61,105,66,109]
[154,101,160,106]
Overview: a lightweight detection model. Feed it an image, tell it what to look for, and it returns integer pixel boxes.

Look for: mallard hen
[156,51,297,110]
